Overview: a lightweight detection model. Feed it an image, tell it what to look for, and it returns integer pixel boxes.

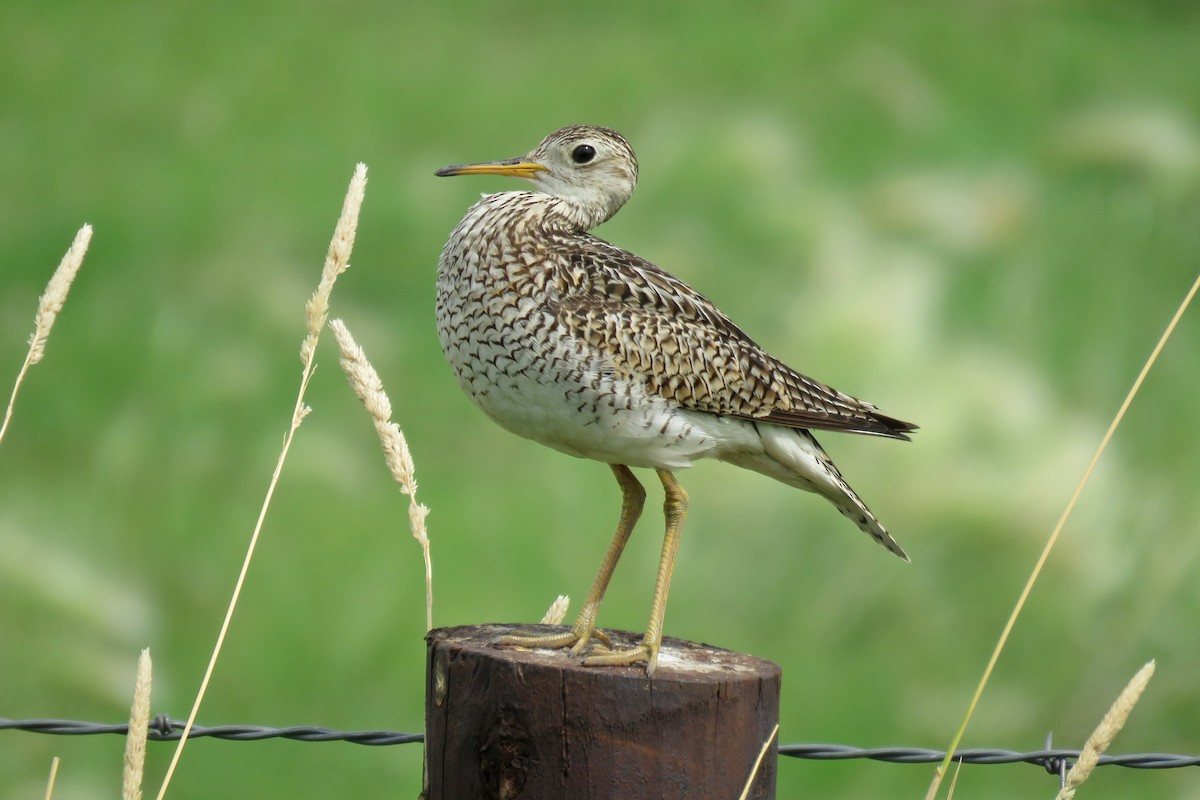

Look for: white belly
[442,332,761,469]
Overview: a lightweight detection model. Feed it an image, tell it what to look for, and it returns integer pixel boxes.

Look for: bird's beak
[435,158,548,179]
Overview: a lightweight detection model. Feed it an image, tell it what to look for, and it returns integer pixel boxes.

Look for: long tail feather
[722,422,909,561]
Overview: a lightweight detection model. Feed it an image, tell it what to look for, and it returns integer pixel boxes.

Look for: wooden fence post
[424,624,781,799]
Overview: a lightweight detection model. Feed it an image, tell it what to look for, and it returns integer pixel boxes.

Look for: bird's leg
[584,469,688,677]
[497,464,645,653]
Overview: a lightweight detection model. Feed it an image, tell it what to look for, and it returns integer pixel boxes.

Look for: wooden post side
[425,624,781,800]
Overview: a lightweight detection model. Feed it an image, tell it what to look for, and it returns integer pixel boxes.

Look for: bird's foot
[498,624,661,676]
[496,624,612,656]
[583,636,660,677]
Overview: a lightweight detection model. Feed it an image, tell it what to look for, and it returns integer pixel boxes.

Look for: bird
[435,124,915,676]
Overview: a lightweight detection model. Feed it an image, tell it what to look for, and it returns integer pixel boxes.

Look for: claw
[496,622,610,655]
[582,638,660,677]
[497,626,660,676]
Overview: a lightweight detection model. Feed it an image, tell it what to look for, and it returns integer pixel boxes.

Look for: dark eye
[571,144,596,164]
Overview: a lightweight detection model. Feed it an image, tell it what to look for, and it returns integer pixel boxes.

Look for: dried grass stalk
[122,648,153,800]
[154,164,367,800]
[1,224,92,447]
[302,164,368,363]
[540,595,570,625]
[946,757,963,799]
[1055,660,1156,800]
[927,268,1200,800]
[43,757,60,800]
[737,723,779,800]
[329,318,433,631]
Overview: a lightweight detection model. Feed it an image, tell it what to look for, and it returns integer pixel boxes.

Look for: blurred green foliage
[2,2,1199,798]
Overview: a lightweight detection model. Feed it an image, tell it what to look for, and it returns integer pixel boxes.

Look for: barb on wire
[3,717,1198,770]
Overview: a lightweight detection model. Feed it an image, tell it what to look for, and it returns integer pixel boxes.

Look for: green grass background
[3,2,1199,798]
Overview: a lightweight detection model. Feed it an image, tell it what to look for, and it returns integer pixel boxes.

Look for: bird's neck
[460,190,621,239]
[544,192,623,232]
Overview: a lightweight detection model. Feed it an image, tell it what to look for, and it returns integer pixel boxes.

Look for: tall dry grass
[926,272,1200,799]
[329,318,434,631]
[0,224,92,448]
[1055,661,1156,800]
[122,649,153,800]
[153,163,367,800]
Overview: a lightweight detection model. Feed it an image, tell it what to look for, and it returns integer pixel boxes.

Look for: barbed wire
[1,717,420,746]
[777,743,1200,770]
[4,716,1198,773]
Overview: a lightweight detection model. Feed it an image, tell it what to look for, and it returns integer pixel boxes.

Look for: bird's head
[436,125,639,230]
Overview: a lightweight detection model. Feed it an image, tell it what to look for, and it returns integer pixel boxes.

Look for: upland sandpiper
[436,125,915,675]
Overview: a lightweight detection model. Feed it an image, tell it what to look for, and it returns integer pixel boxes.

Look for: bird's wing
[550,235,916,440]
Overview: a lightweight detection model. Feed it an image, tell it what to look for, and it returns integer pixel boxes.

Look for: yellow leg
[584,469,688,677]
[497,464,645,654]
